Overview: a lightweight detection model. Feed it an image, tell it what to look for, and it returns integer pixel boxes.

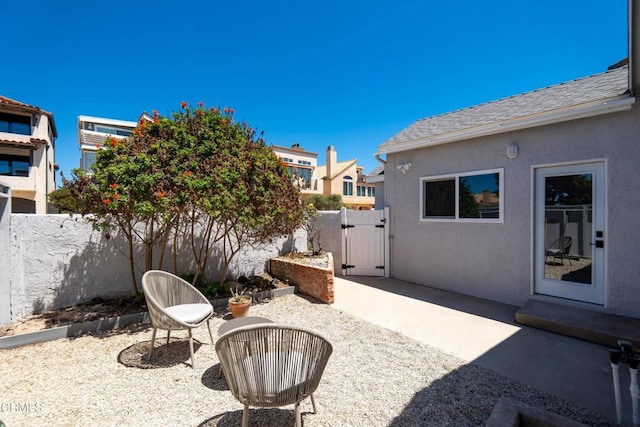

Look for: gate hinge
[376,265,385,269]
[341,224,355,229]
[375,224,384,228]
[342,264,355,269]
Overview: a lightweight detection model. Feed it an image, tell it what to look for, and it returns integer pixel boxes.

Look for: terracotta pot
[228,297,251,318]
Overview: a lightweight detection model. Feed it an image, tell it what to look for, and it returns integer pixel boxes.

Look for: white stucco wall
[316,210,343,275]
[8,214,306,322]
[0,184,11,325]
[383,105,640,318]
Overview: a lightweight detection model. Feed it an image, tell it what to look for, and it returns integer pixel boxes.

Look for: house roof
[77,115,137,128]
[270,144,319,158]
[317,159,357,180]
[0,137,48,149]
[377,65,632,155]
[79,130,129,148]
[366,164,384,177]
[0,95,58,138]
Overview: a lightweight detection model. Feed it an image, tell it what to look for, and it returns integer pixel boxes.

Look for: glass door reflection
[544,174,593,285]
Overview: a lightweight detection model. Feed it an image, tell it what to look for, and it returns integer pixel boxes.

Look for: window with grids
[421,169,502,222]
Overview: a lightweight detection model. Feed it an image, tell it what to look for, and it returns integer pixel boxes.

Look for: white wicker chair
[215,323,333,427]
[142,270,214,368]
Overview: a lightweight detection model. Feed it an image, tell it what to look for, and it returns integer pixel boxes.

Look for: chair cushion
[165,303,212,324]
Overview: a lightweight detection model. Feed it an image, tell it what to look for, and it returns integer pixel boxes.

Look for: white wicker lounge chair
[215,323,333,427]
[141,270,214,369]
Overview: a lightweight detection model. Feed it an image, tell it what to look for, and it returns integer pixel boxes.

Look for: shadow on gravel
[388,358,615,426]
[118,337,203,369]
[198,408,300,427]
[201,364,229,391]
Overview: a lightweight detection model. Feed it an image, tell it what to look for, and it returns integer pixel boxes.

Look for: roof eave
[366,174,385,183]
[376,95,636,156]
[0,101,57,139]
[77,115,138,128]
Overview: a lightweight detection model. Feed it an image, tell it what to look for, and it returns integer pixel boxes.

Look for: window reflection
[459,173,500,219]
[543,174,593,284]
[421,170,501,221]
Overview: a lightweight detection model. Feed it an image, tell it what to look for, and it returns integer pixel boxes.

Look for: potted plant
[228,286,252,318]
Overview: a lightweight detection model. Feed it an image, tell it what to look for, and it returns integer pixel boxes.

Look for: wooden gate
[341,207,389,277]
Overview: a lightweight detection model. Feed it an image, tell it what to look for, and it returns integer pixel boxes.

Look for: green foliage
[179,273,229,298]
[229,286,248,302]
[62,103,304,293]
[48,182,84,213]
[545,174,592,205]
[307,194,344,210]
[458,179,479,218]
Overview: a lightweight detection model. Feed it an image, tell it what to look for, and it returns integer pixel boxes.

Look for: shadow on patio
[334,275,622,425]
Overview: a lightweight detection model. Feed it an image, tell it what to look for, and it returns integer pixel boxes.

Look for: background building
[77,115,136,173]
[272,144,375,209]
[0,96,57,213]
[270,143,319,196]
[317,146,374,210]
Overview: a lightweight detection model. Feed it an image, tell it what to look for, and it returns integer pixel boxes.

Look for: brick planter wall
[270,253,334,304]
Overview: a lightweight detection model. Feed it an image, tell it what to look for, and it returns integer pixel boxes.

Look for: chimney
[630,0,640,95]
[326,145,337,178]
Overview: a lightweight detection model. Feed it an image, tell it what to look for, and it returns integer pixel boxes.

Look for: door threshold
[516,299,640,348]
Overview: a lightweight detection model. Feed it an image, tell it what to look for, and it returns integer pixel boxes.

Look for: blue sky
[1,1,627,185]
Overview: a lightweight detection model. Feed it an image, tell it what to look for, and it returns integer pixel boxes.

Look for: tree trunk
[126,222,139,295]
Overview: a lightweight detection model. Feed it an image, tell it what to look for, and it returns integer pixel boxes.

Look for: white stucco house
[0,96,57,214]
[374,10,640,319]
[271,143,320,196]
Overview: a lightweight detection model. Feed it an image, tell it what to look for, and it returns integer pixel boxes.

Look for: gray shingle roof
[366,164,384,178]
[379,65,630,151]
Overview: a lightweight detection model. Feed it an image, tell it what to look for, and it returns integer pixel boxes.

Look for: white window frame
[343,176,353,196]
[419,168,504,223]
[94,124,132,136]
[82,150,98,173]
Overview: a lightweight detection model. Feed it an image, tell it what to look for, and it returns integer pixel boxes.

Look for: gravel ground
[0,294,614,427]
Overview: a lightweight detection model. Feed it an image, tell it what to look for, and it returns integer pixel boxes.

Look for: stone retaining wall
[270,253,334,304]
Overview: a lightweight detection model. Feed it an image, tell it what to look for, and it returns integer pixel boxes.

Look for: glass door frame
[533,161,606,305]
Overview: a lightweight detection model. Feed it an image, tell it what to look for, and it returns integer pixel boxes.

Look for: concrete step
[516,299,640,349]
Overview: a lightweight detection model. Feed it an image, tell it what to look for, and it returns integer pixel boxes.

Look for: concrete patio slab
[333,275,631,423]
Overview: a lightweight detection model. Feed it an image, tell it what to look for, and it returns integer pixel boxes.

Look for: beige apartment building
[0,96,57,213]
[272,144,375,210]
